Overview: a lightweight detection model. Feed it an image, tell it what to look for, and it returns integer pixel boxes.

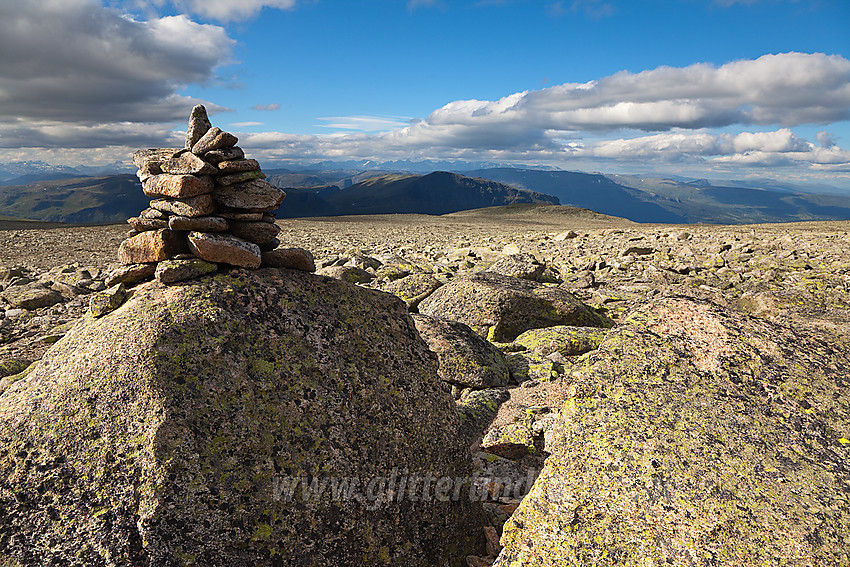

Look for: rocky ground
[1,204,849,565]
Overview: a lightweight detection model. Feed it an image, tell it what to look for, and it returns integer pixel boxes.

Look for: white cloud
[317,116,412,132]
[0,0,232,149]
[231,122,264,127]
[252,103,281,111]
[168,0,296,22]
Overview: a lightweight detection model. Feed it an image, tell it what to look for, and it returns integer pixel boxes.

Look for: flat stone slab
[142,174,213,199]
[161,150,216,176]
[154,259,218,284]
[168,216,228,232]
[212,180,285,211]
[260,248,316,272]
[191,127,238,155]
[0,283,64,310]
[150,194,215,218]
[227,220,280,244]
[187,232,261,269]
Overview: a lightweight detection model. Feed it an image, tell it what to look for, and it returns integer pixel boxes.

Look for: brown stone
[155,259,218,284]
[127,216,168,231]
[105,264,156,287]
[168,216,228,232]
[185,104,212,150]
[187,232,261,269]
[117,229,189,265]
[0,283,64,310]
[212,180,286,211]
[142,174,213,199]
[218,211,264,221]
[217,158,260,174]
[140,208,168,220]
[132,148,177,169]
[203,146,244,164]
[150,194,215,218]
[227,220,280,244]
[191,127,238,155]
[261,248,316,272]
[161,150,217,176]
[216,170,266,186]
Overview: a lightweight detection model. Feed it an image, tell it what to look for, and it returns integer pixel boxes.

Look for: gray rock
[161,150,216,176]
[127,216,168,231]
[382,273,442,310]
[497,297,850,566]
[227,220,280,244]
[191,127,238,155]
[212,180,286,211]
[260,248,315,272]
[0,269,484,566]
[150,194,216,218]
[132,148,177,169]
[412,314,510,389]
[217,158,260,174]
[203,146,245,164]
[419,272,611,343]
[185,104,212,150]
[456,388,511,446]
[154,259,218,283]
[88,282,125,317]
[316,265,374,284]
[168,215,228,232]
[105,263,156,287]
[216,169,266,186]
[0,283,63,310]
[187,232,261,269]
[512,325,607,357]
[486,253,545,281]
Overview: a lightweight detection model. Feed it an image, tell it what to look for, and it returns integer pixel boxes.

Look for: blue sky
[1,0,849,186]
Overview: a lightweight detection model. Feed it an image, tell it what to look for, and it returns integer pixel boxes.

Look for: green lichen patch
[497,296,850,566]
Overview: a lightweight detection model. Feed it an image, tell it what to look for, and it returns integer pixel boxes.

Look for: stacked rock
[112,105,314,286]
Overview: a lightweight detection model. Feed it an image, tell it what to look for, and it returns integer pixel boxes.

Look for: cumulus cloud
[0,0,232,149]
[163,0,297,22]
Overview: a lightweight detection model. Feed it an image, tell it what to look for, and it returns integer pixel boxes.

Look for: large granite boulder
[419,271,610,342]
[496,297,850,566]
[0,268,484,566]
[413,314,510,390]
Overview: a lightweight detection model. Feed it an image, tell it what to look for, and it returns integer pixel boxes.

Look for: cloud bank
[0,0,231,149]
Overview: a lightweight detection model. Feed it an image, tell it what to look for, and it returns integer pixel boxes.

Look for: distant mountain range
[272,171,558,217]
[0,164,848,225]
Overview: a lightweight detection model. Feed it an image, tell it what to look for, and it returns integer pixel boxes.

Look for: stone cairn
[109,105,315,290]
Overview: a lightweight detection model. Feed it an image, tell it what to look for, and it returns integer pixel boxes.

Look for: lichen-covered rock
[0,358,31,379]
[160,150,216,176]
[127,216,168,231]
[419,272,611,342]
[168,215,228,232]
[261,248,316,272]
[216,169,266,186]
[150,194,216,218]
[513,325,607,357]
[317,265,374,284]
[154,258,217,283]
[212,179,286,211]
[485,253,545,281]
[496,297,850,566]
[456,388,511,446]
[88,282,126,317]
[0,283,63,310]
[187,232,261,269]
[105,263,156,287]
[184,104,212,150]
[203,146,245,164]
[382,273,442,311]
[227,220,280,244]
[217,158,260,174]
[191,126,238,155]
[0,269,484,566]
[412,314,510,389]
[504,351,561,383]
[480,422,536,460]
